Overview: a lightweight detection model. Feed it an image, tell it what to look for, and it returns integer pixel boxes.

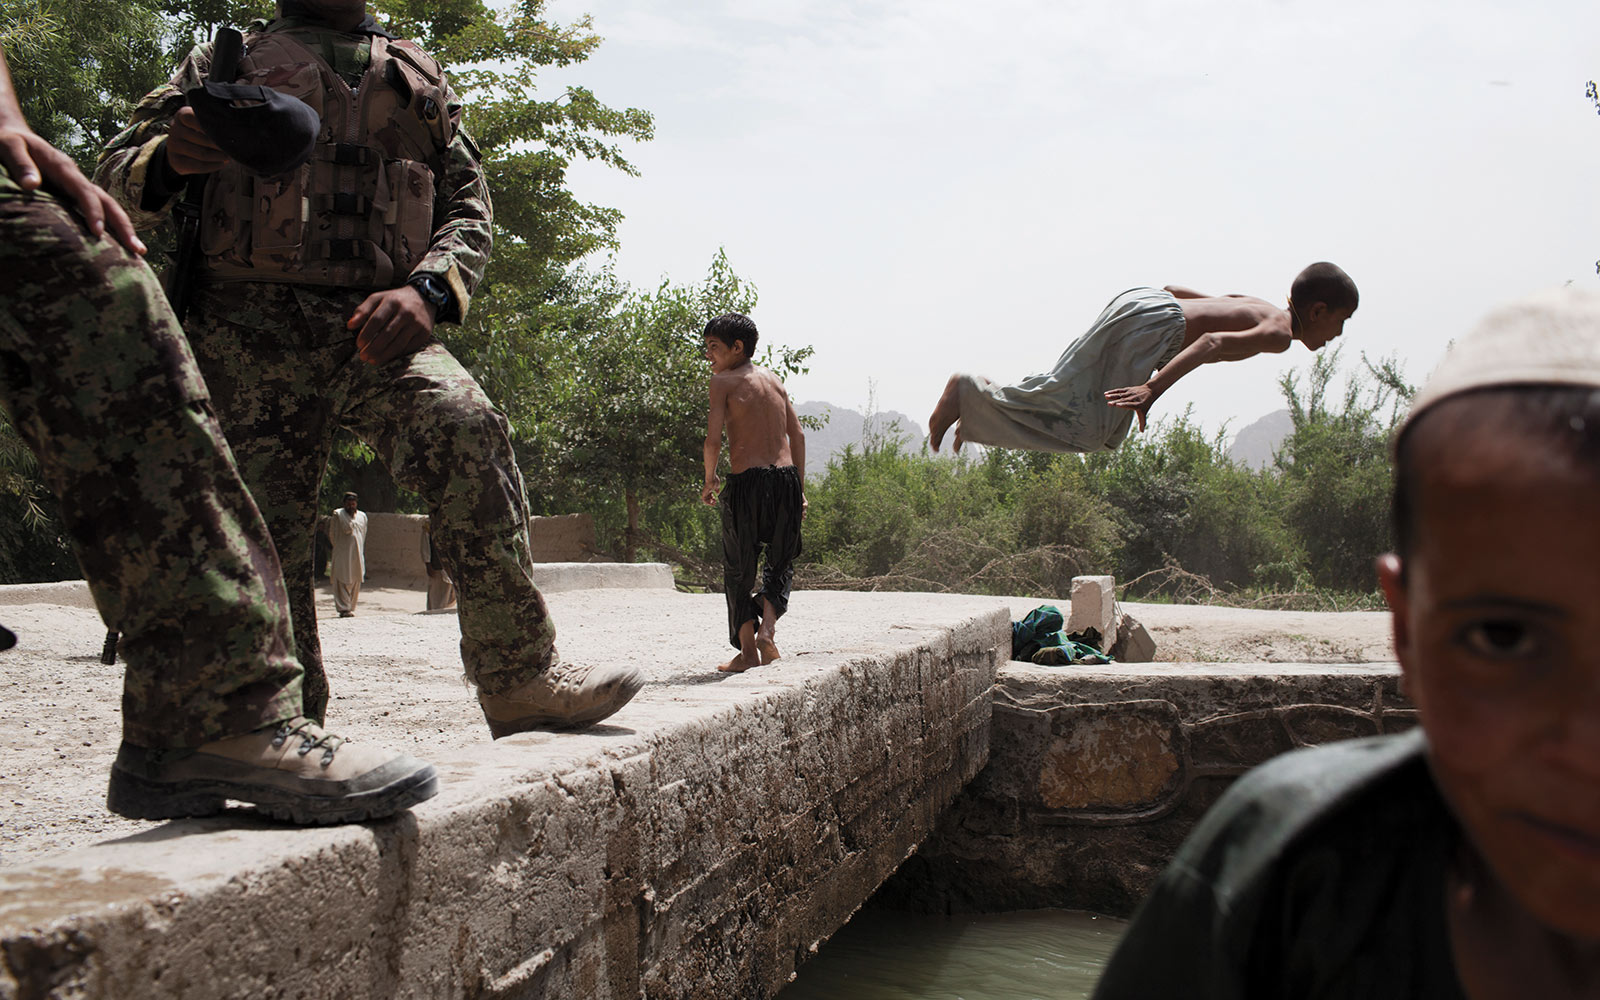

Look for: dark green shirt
[1092,731,1468,999]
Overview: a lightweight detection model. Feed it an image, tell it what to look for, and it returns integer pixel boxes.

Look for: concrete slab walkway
[0,588,1006,999]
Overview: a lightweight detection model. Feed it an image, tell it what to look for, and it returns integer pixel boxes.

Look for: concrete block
[361,513,602,586]
[1110,612,1157,663]
[528,513,599,563]
[1067,575,1116,648]
[530,562,675,593]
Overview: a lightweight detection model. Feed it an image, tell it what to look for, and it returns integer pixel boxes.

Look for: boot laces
[546,661,594,691]
[270,718,347,768]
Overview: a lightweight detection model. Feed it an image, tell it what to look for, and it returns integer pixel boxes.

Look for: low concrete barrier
[359,513,603,582]
[0,591,1005,999]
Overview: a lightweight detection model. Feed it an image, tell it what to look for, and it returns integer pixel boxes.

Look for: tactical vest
[197,28,452,289]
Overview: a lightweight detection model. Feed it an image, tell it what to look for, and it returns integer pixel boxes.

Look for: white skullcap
[1401,287,1600,439]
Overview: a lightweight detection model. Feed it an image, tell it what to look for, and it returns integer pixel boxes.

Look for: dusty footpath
[0,584,1392,869]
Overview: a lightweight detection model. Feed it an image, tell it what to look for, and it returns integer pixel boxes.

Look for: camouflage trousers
[0,176,303,748]
[183,282,557,722]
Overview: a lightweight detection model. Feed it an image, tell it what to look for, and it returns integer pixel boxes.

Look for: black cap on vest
[185,81,321,178]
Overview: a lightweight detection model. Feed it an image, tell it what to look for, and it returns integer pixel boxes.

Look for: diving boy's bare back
[928,264,1358,453]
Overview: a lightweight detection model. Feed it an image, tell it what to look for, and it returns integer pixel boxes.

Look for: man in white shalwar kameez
[329,492,368,617]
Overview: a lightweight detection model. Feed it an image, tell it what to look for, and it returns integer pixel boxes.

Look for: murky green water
[781,909,1124,1000]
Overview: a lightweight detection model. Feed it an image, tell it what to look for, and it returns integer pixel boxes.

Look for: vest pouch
[384,158,436,277]
[198,165,251,266]
[251,161,308,272]
[377,57,450,158]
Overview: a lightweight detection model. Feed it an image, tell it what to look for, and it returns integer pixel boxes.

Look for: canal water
[780,908,1124,999]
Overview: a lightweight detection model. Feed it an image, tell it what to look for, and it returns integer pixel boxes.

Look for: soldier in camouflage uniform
[96,0,644,735]
[0,44,436,824]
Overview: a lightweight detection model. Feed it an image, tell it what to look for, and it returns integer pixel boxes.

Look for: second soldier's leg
[345,343,643,734]
[182,285,338,723]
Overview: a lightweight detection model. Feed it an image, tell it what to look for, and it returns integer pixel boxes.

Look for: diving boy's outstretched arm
[1104,320,1293,430]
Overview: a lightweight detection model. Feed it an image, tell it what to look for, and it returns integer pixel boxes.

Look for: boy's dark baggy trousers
[719,465,804,648]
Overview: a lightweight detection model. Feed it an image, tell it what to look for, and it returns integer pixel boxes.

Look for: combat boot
[107,717,438,825]
[478,661,645,737]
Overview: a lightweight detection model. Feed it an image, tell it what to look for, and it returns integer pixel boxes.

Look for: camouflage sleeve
[94,46,212,231]
[414,78,493,325]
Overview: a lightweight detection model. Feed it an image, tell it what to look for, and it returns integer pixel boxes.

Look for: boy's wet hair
[1392,386,1600,559]
[1291,262,1359,312]
[705,313,759,357]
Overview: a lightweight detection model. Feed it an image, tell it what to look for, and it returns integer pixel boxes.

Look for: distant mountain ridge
[1226,409,1292,469]
[795,401,928,480]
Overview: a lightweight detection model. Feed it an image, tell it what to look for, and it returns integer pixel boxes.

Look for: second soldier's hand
[164,107,230,175]
[349,286,437,365]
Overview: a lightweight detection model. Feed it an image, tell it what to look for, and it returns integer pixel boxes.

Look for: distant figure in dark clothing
[700,313,806,673]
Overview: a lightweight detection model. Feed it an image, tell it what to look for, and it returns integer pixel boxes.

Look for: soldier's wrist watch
[408,274,451,312]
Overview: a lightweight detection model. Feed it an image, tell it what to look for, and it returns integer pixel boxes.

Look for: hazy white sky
[538,0,1600,438]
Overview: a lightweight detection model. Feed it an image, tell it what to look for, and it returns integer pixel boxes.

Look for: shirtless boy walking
[701,314,807,673]
[928,262,1358,453]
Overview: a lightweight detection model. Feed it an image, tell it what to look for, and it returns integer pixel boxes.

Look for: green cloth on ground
[1030,640,1110,666]
[1012,605,1111,664]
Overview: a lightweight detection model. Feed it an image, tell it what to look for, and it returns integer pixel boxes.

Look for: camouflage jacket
[94,17,492,323]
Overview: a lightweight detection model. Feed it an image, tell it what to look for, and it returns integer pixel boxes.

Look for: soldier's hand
[348,286,437,365]
[0,123,146,254]
[164,107,230,175]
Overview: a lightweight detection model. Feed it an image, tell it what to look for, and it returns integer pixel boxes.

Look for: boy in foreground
[1092,287,1600,999]
[701,314,807,673]
[928,262,1358,452]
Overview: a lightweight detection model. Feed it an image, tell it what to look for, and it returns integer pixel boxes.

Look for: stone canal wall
[874,661,1415,917]
[0,592,1005,1000]
[0,580,1406,997]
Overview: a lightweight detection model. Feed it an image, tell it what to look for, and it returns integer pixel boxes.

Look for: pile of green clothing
[1010,605,1112,665]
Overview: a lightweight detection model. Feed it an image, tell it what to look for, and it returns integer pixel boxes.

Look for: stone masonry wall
[0,594,1005,1000]
[875,662,1416,918]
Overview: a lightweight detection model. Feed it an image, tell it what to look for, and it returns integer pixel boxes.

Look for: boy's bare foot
[719,651,759,673]
[721,620,760,672]
[757,638,781,664]
[928,375,962,452]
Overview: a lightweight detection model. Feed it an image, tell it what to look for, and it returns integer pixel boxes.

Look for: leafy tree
[1,0,173,165]
[1080,413,1294,590]
[1274,348,1411,591]
[0,0,655,579]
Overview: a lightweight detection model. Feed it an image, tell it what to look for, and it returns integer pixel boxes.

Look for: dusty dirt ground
[0,584,1393,870]
[1117,601,1394,663]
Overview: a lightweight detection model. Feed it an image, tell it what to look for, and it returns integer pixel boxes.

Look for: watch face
[412,277,447,307]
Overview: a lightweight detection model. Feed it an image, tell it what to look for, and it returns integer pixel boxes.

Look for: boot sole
[484,676,645,739]
[107,764,440,826]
